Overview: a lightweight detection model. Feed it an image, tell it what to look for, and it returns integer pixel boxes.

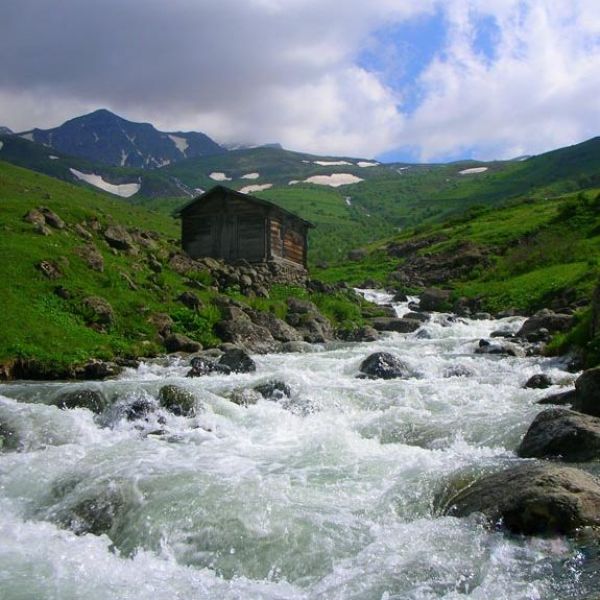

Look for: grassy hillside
[0,135,190,198]
[0,161,371,374]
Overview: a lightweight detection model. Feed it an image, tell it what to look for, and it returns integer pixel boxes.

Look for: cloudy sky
[2,0,599,161]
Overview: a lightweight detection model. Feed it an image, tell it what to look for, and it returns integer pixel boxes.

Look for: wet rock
[517,408,600,462]
[444,462,600,536]
[443,364,475,378]
[524,374,553,389]
[76,360,123,380]
[490,330,515,339]
[57,487,128,536]
[104,225,136,252]
[359,352,414,380]
[403,312,430,323]
[338,326,380,342]
[39,207,65,229]
[392,291,408,302]
[187,356,231,377]
[177,291,203,311]
[54,285,72,299]
[279,341,314,353]
[164,333,202,353]
[474,340,525,357]
[573,367,600,417]
[37,260,62,279]
[537,389,577,405]
[0,419,19,451]
[229,388,261,407]
[218,349,256,373]
[473,312,492,320]
[254,381,291,400]
[419,288,452,312]
[53,388,108,413]
[370,317,421,333]
[158,385,197,416]
[516,310,574,341]
[76,244,104,272]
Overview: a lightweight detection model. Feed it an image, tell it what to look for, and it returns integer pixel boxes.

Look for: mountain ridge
[16,108,226,169]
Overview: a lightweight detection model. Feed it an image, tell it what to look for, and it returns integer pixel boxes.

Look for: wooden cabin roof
[175,185,315,228]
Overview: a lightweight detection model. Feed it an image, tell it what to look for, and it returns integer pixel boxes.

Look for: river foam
[0,292,591,599]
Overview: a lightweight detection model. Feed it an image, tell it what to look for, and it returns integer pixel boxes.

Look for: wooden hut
[176,185,313,269]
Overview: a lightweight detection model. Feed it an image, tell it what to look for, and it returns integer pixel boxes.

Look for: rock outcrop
[444,463,600,536]
[518,408,600,461]
[573,367,600,417]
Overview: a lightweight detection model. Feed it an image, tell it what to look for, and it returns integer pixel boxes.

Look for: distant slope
[17,109,225,169]
[0,134,192,199]
[317,186,600,316]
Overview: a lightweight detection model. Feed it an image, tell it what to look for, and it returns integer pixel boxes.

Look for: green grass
[0,161,372,371]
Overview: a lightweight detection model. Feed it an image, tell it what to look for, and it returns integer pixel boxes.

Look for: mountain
[0,126,13,135]
[16,109,225,169]
[0,133,194,198]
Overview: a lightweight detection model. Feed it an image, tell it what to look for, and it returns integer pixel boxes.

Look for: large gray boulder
[516,309,574,341]
[518,408,600,461]
[358,352,415,380]
[444,462,600,536]
[574,367,600,417]
[104,225,136,252]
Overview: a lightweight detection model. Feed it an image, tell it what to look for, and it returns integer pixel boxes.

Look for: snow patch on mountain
[168,135,189,156]
[313,160,352,166]
[49,155,59,160]
[241,172,260,179]
[239,183,273,194]
[0,142,3,151]
[209,172,231,181]
[20,133,34,142]
[304,173,363,187]
[357,161,378,168]
[288,180,300,185]
[459,167,489,175]
[69,168,141,198]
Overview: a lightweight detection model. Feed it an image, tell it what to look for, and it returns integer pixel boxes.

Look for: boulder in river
[573,367,600,417]
[359,352,415,380]
[518,408,600,461]
[537,389,576,405]
[218,348,256,373]
[338,326,380,342]
[516,310,574,341]
[370,317,421,333]
[474,339,525,357]
[158,385,197,416]
[443,462,600,536]
[523,374,553,389]
[254,381,291,400]
[187,356,231,377]
[53,388,108,413]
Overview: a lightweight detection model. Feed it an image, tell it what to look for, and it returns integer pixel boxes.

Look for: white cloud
[403,0,600,159]
[0,0,597,160]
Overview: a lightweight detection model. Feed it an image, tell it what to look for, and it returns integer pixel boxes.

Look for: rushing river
[0,291,596,599]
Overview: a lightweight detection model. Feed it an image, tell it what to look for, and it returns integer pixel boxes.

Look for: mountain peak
[0,126,14,135]
[17,109,225,169]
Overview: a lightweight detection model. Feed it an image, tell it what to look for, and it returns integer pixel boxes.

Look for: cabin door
[220,215,238,260]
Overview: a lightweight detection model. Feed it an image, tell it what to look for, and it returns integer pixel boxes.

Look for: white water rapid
[0,291,595,599]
